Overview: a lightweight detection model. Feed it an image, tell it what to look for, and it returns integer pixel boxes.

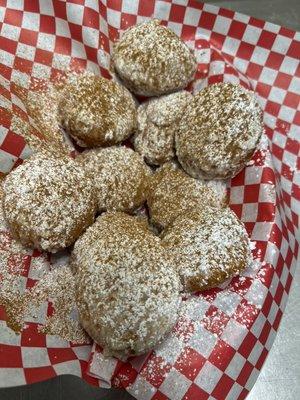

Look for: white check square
[184,7,201,27]
[194,362,222,394]
[21,347,50,368]
[66,3,84,25]
[128,376,155,400]
[160,369,191,400]
[22,12,40,30]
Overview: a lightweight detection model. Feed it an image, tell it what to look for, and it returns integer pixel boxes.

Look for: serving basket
[0,1,299,399]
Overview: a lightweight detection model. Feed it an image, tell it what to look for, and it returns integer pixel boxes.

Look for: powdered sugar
[0,230,30,330]
[26,81,67,149]
[134,91,192,165]
[77,146,151,212]
[2,152,96,252]
[113,19,197,96]
[29,266,89,343]
[60,72,137,147]
[176,83,264,180]
[11,76,70,155]
[162,207,251,292]
[0,191,87,342]
[147,162,227,230]
[74,212,181,359]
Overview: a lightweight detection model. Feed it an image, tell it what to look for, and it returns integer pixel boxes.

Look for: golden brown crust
[175,83,264,179]
[161,207,251,292]
[147,162,227,230]
[76,146,151,213]
[60,73,137,147]
[2,152,96,252]
[134,91,192,165]
[73,212,181,358]
[113,20,197,96]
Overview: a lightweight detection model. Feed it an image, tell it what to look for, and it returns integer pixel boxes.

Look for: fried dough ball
[175,83,263,179]
[162,207,251,292]
[147,163,227,230]
[60,74,137,147]
[76,146,151,212]
[2,153,96,252]
[73,212,181,358]
[134,91,192,165]
[113,19,197,96]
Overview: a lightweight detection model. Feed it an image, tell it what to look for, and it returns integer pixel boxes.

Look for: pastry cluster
[2,20,263,358]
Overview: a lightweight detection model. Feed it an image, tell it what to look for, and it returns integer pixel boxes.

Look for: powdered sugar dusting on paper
[30,266,89,343]
[0,210,86,341]
[0,195,87,342]
[25,79,70,152]
[9,81,70,155]
[0,233,30,332]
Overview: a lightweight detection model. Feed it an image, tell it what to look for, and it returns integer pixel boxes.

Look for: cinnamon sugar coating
[175,83,263,179]
[2,152,96,252]
[60,73,137,147]
[73,212,181,358]
[162,207,251,292]
[113,19,197,96]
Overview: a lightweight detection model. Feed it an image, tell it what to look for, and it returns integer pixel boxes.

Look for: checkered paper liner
[0,0,299,399]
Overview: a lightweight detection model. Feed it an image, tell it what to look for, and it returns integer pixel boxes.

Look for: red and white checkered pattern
[0,1,299,399]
